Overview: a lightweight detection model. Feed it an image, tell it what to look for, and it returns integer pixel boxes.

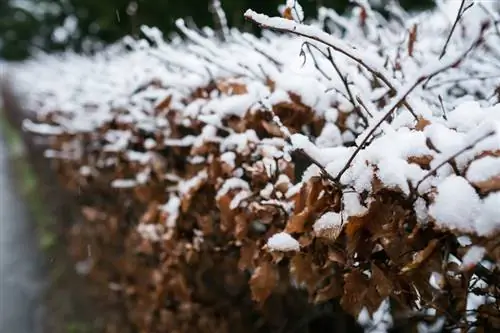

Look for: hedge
[4,1,500,332]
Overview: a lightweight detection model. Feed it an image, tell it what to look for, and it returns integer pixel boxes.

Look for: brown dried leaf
[341,270,369,316]
[313,278,341,304]
[408,155,433,169]
[249,261,278,303]
[238,241,257,271]
[327,249,346,265]
[474,175,500,194]
[306,177,323,208]
[408,24,418,57]
[234,213,249,241]
[371,264,393,298]
[217,193,236,233]
[261,120,285,137]
[285,208,310,233]
[155,95,172,111]
[290,254,323,293]
[81,206,104,222]
[415,116,431,131]
[282,7,293,20]
[216,80,248,95]
[139,202,159,224]
[400,239,439,273]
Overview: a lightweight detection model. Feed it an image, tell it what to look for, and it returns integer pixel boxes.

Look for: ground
[0,133,46,333]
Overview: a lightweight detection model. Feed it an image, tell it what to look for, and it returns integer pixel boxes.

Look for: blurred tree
[0,0,434,60]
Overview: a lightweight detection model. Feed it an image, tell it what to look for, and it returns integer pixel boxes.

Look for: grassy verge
[1,113,94,332]
[0,114,56,250]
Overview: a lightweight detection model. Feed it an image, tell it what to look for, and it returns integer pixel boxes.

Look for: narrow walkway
[0,133,45,333]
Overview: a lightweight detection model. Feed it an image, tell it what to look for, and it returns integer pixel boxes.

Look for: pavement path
[0,133,45,333]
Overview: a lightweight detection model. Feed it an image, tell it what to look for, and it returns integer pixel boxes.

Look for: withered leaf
[473,175,500,194]
[408,24,418,57]
[306,177,323,209]
[313,278,341,304]
[341,270,369,316]
[282,7,293,20]
[327,249,346,265]
[408,155,433,169]
[371,264,393,298]
[216,80,248,95]
[155,95,172,111]
[234,213,248,241]
[238,241,257,271]
[285,208,310,234]
[249,261,278,303]
[290,254,323,294]
[415,116,431,131]
[217,193,236,233]
[400,239,439,274]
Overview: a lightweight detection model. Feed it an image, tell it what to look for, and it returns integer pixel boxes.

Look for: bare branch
[439,0,473,60]
[334,27,487,181]
[244,9,418,119]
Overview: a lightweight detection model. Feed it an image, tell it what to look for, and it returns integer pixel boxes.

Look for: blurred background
[0,0,434,60]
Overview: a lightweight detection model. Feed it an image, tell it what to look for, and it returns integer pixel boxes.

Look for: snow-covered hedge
[6,0,500,332]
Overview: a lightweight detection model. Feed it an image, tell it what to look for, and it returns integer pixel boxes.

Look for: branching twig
[301,41,369,127]
[439,0,474,60]
[301,42,332,80]
[334,28,487,181]
[244,9,418,120]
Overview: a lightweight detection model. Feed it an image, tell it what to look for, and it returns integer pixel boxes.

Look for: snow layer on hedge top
[8,0,500,240]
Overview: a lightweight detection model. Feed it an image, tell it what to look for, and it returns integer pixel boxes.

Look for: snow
[7,1,500,324]
[475,192,500,236]
[111,179,137,188]
[220,151,236,168]
[313,211,343,234]
[357,298,393,332]
[267,232,300,252]
[178,170,208,196]
[461,246,486,271]
[428,176,481,234]
[216,178,250,200]
[137,224,162,242]
[429,272,444,290]
[13,2,499,236]
[160,196,181,228]
[466,156,500,183]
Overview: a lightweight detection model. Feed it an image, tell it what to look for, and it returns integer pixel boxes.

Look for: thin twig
[302,42,369,126]
[438,95,447,120]
[244,10,418,120]
[334,28,486,181]
[439,0,473,60]
[301,42,332,80]
[327,48,358,114]
[425,74,500,90]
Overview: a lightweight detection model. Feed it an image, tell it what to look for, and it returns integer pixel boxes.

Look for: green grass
[1,112,96,332]
[0,114,56,250]
[66,322,91,333]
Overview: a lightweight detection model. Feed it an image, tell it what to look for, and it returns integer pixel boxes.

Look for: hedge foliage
[5,0,500,332]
